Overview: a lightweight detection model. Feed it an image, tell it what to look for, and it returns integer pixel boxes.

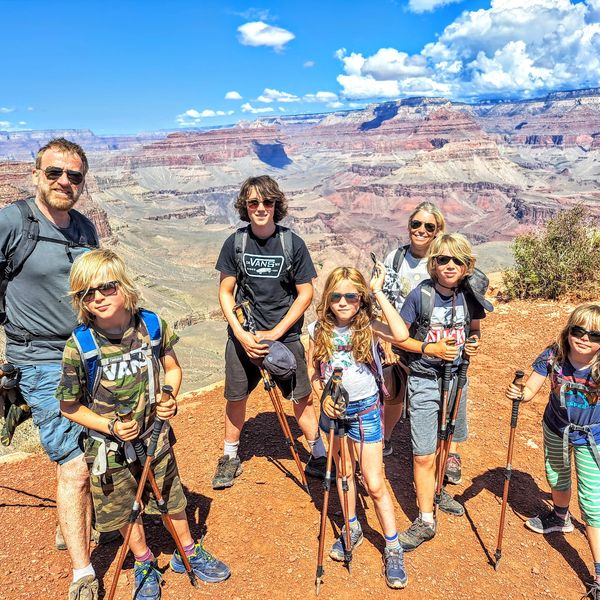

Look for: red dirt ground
[0,300,593,599]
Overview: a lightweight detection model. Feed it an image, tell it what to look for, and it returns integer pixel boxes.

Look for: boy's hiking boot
[212,455,242,489]
[383,439,394,457]
[438,489,465,516]
[56,525,120,551]
[383,547,408,589]
[171,541,231,583]
[305,455,333,480]
[133,559,162,600]
[68,575,99,600]
[398,517,436,551]
[583,580,600,599]
[525,509,574,534]
[329,523,364,561]
[444,452,462,484]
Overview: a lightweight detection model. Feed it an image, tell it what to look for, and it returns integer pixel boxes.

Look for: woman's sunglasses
[77,281,119,303]
[246,198,276,210]
[410,219,437,233]
[435,255,466,267]
[569,325,600,343]
[330,292,360,303]
[40,166,84,185]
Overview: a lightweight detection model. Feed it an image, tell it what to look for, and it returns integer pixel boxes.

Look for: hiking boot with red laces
[444,452,462,485]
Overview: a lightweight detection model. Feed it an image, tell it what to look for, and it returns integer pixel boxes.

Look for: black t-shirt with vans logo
[216,227,316,342]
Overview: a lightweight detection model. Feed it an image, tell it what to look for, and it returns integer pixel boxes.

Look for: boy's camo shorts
[90,448,187,532]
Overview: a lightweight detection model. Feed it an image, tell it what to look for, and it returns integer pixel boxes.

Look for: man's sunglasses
[410,219,437,233]
[40,166,84,185]
[330,292,360,303]
[77,281,119,303]
[435,255,466,267]
[246,198,276,210]
[569,325,600,343]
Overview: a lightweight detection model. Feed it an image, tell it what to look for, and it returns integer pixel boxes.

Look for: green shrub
[502,205,600,300]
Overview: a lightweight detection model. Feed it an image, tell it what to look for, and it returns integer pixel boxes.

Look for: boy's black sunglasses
[77,281,119,303]
[246,198,276,209]
[435,255,466,267]
[569,325,600,343]
[41,166,84,185]
[409,219,436,233]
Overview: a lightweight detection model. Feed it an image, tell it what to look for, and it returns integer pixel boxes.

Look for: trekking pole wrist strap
[107,418,119,438]
[421,341,431,355]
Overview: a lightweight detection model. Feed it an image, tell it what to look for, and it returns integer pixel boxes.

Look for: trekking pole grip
[511,370,525,428]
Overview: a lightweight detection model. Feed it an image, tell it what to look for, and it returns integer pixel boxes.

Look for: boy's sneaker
[212,455,242,489]
[383,547,408,589]
[383,439,394,457]
[583,580,600,599]
[398,517,436,552]
[133,559,162,600]
[329,523,364,561]
[305,455,335,480]
[171,541,231,583]
[445,452,462,484]
[438,489,465,516]
[525,509,574,534]
[68,575,99,600]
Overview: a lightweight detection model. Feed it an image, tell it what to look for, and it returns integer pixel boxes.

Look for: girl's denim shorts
[319,392,382,443]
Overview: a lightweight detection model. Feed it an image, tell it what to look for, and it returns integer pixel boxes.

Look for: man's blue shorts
[17,363,85,464]
[319,393,383,444]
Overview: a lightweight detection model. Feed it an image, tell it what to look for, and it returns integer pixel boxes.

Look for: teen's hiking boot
[398,517,436,552]
[444,452,462,484]
[383,439,394,457]
[171,541,231,583]
[212,455,242,489]
[329,523,364,561]
[68,575,99,600]
[305,455,334,480]
[438,489,465,516]
[133,558,162,600]
[525,509,574,534]
[56,525,120,551]
[582,580,600,599]
[383,547,408,589]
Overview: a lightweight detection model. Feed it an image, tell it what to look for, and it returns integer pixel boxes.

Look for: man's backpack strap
[392,244,410,273]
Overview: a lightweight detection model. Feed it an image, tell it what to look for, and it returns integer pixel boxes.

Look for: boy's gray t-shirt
[0,200,99,363]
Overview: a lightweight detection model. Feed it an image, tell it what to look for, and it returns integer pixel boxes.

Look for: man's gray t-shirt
[0,200,99,363]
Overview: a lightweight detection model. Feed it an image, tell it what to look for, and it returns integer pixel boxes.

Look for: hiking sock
[349,515,360,531]
[183,541,196,556]
[224,440,239,459]
[72,563,95,583]
[385,532,401,551]
[553,504,569,521]
[134,548,154,563]
[594,562,600,583]
[308,436,327,459]
[420,511,435,526]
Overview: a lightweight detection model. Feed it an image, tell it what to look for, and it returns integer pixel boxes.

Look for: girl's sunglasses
[410,219,436,233]
[246,198,276,210]
[435,255,466,267]
[41,166,84,185]
[330,292,360,303]
[569,325,600,343]
[77,281,119,303]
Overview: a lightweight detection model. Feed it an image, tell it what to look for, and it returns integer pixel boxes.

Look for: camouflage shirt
[56,311,179,468]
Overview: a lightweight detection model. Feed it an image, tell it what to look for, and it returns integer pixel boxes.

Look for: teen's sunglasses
[409,219,437,233]
[246,198,276,210]
[569,325,600,344]
[40,166,84,185]
[435,255,466,267]
[330,292,360,303]
[77,281,119,303]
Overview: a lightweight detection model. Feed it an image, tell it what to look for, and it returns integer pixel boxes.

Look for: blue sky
[1,0,598,134]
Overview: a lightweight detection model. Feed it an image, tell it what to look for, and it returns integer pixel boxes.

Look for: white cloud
[0,121,11,129]
[0,107,14,113]
[279,107,286,112]
[303,60,315,68]
[241,102,275,114]
[238,21,295,50]
[303,91,339,103]
[256,88,300,103]
[336,0,600,101]
[18,121,27,125]
[225,91,243,100]
[176,107,236,127]
[408,0,465,13]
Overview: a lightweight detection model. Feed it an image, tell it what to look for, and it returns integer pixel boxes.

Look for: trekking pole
[314,368,343,595]
[338,418,353,574]
[233,301,309,492]
[494,370,525,571]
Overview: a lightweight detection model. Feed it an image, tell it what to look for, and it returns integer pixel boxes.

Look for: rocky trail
[0,300,593,599]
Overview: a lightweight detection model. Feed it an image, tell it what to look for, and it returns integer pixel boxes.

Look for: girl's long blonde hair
[313,267,374,367]
[69,248,141,325]
[551,303,600,382]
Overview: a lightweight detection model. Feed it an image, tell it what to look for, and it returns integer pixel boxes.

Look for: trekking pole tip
[315,580,321,596]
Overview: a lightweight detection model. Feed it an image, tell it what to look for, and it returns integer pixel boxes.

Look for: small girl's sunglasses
[330,292,360,303]
[434,255,466,267]
[409,219,436,233]
[569,325,600,343]
[77,281,119,303]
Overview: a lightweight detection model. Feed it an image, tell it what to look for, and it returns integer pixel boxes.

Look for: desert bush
[502,205,600,300]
